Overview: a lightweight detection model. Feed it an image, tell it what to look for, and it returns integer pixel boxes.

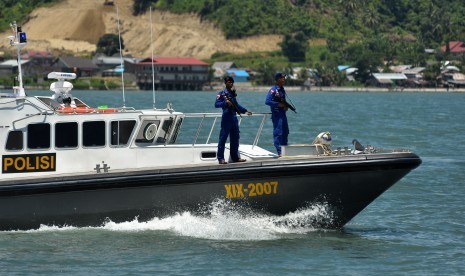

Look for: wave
[22,199,335,241]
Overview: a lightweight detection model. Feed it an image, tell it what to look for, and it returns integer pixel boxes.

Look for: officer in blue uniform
[265,72,289,157]
[215,76,252,164]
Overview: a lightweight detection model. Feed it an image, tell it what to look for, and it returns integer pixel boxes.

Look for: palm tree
[363,7,380,30]
[340,0,361,16]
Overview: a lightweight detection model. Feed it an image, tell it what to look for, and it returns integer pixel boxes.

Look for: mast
[150,7,157,110]
[9,22,27,97]
[116,6,126,109]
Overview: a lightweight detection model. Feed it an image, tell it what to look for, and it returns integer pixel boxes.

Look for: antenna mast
[9,22,27,97]
[150,7,156,109]
[116,6,126,109]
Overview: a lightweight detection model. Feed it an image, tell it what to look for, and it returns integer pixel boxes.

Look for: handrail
[206,117,218,144]
[182,112,271,147]
[184,112,271,117]
[192,114,206,146]
[253,114,268,148]
[10,98,54,127]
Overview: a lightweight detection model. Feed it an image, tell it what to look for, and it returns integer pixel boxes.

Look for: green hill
[132,0,465,85]
[134,0,465,47]
[3,0,464,85]
[0,0,60,31]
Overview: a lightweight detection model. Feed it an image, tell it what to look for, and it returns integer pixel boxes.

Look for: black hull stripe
[0,154,421,197]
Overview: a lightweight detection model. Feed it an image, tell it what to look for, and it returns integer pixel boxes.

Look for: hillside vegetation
[1,0,465,85]
[140,0,465,46]
[134,0,465,84]
[0,0,59,30]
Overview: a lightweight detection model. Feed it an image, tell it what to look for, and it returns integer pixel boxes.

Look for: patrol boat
[0,24,421,230]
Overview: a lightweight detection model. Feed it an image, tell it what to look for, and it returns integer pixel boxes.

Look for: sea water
[1,90,464,275]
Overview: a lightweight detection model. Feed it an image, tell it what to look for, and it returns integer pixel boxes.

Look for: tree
[281,32,308,62]
[340,0,361,17]
[133,0,157,16]
[96,34,124,57]
[255,61,276,86]
[326,33,346,54]
[363,6,380,30]
[344,41,383,84]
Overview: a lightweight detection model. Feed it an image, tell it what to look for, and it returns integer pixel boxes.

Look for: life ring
[57,106,94,114]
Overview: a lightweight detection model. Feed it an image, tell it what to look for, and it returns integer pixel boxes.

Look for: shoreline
[206,83,465,93]
[2,85,464,93]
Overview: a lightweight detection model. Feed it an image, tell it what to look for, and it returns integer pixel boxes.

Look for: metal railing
[183,112,271,148]
[8,98,54,128]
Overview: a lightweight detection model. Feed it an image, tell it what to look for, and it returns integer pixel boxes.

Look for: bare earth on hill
[0,0,281,59]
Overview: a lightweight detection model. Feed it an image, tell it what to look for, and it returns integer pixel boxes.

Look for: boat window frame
[55,121,79,149]
[156,117,174,145]
[135,119,160,145]
[27,123,51,150]
[82,120,106,148]
[169,117,183,144]
[36,96,61,109]
[5,130,24,151]
[110,119,137,148]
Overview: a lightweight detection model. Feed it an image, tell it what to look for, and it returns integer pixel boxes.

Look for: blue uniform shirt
[265,85,287,114]
[215,89,247,115]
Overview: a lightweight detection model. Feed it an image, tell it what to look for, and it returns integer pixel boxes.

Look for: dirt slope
[0,0,281,59]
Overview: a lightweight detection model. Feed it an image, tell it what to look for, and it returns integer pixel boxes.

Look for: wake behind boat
[0,23,421,231]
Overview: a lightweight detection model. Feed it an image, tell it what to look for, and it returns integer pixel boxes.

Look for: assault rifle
[273,95,296,113]
[223,89,242,117]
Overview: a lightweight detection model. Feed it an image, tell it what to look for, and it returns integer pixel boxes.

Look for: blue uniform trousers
[217,114,240,161]
[272,113,289,155]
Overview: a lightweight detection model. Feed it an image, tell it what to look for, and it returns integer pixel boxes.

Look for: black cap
[275,72,286,80]
[224,76,234,83]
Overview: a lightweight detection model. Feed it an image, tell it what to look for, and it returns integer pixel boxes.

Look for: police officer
[215,76,252,164]
[265,72,289,157]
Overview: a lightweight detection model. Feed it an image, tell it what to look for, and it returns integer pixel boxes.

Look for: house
[446,73,465,87]
[289,67,305,80]
[93,53,142,74]
[441,41,465,57]
[402,67,425,78]
[93,54,123,72]
[0,59,30,77]
[212,61,236,79]
[441,65,460,73]
[1,50,58,82]
[225,69,249,82]
[389,65,412,73]
[441,64,465,87]
[338,65,358,81]
[22,50,54,66]
[21,50,58,78]
[134,57,209,90]
[369,73,407,87]
[402,67,425,85]
[56,56,99,77]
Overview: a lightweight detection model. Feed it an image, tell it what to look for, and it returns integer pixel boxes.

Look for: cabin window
[111,120,136,146]
[27,123,51,149]
[55,122,78,148]
[5,130,23,151]
[37,96,60,109]
[135,120,160,144]
[169,118,183,144]
[83,121,105,147]
[157,118,174,144]
[73,98,87,107]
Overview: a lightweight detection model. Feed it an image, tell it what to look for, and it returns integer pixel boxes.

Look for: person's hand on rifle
[277,102,288,111]
[226,100,233,107]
